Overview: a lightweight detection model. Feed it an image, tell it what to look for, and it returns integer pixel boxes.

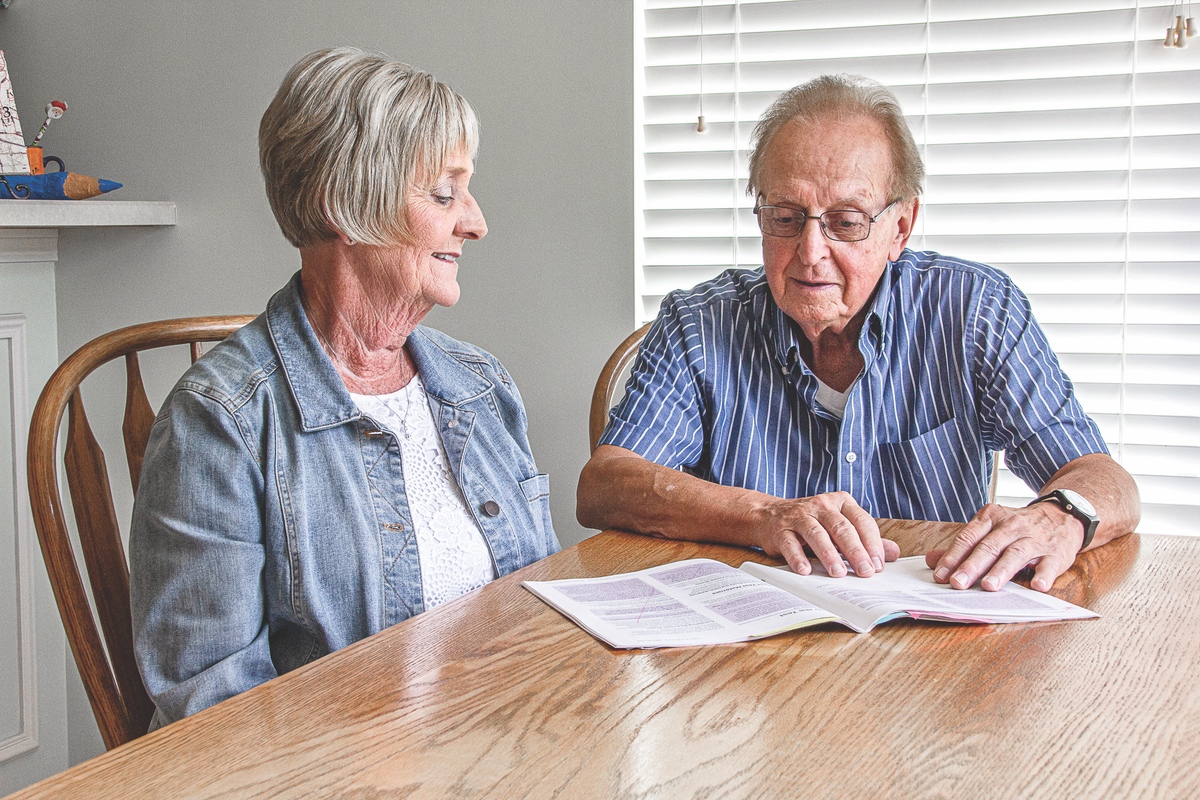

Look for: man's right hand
[578,445,899,577]
[754,491,899,578]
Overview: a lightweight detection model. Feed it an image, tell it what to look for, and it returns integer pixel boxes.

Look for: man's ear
[889,197,919,261]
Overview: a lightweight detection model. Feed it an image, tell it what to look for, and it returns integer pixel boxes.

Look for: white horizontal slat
[1127,261,1200,291]
[929,9,1135,54]
[1131,168,1200,200]
[1132,134,1200,169]
[926,138,1129,174]
[1128,231,1200,261]
[929,42,1133,84]
[926,172,1128,202]
[926,107,1130,144]
[917,233,1127,263]
[1118,444,1200,479]
[924,200,1128,236]
[930,1,1139,24]
[999,261,1127,293]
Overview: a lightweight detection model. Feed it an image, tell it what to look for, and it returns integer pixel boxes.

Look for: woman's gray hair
[259,46,479,249]
[747,74,924,202]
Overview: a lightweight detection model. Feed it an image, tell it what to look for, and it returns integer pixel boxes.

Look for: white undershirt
[814,377,851,419]
[350,376,496,609]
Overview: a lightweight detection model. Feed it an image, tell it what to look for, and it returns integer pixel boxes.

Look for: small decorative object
[0,50,30,174]
[1167,2,1196,47]
[0,49,120,199]
[0,171,120,200]
[31,100,66,147]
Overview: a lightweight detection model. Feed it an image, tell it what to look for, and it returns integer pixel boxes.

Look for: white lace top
[350,375,496,608]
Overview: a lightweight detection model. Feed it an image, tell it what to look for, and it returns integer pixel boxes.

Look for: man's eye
[434,194,453,206]
[774,212,798,224]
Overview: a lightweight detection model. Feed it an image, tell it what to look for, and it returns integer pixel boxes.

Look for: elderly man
[578,74,1139,593]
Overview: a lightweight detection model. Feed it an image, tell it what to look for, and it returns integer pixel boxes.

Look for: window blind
[636,0,1200,535]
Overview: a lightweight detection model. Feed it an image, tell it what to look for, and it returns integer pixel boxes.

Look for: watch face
[1059,488,1095,516]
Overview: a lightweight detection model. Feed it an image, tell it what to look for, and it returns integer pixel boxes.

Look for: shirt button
[845,452,857,464]
[447,419,458,428]
[483,500,501,517]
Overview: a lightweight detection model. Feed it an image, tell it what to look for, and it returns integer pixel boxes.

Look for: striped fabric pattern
[600,249,1108,523]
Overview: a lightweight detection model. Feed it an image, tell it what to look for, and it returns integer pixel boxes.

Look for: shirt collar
[266,272,491,432]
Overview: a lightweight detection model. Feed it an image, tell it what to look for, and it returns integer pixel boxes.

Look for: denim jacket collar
[266,272,493,432]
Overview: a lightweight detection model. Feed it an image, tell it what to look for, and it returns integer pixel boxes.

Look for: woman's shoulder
[171,313,279,410]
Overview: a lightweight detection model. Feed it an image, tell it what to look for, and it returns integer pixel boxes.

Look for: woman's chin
[433,284,461,308]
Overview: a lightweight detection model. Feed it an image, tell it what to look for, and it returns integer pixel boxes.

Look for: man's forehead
[759,115,892,198]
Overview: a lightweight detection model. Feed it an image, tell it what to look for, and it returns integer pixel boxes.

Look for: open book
[523,556,1097,649]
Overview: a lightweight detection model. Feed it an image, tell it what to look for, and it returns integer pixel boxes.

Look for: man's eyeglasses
[754,200,898,242]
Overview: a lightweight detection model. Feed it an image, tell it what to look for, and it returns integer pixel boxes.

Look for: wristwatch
[1028,488,1099,551]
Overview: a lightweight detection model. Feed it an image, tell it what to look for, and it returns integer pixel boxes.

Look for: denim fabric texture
[130,272,559,727]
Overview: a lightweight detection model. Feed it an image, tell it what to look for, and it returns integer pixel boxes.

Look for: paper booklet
[523,556,1097,649]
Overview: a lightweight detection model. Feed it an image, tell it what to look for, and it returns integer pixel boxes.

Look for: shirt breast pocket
[877,416,984,521]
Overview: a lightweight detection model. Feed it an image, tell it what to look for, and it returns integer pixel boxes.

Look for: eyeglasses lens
[756,207,871,242]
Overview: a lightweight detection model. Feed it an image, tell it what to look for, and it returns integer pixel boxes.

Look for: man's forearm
[1039,453,1140,550]
[576,445,768,547]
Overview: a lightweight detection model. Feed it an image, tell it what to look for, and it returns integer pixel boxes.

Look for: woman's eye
[434,194,453,206]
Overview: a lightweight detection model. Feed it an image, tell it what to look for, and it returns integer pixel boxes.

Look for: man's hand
[925,502,1084,593]
[578,446,900,579]
[756,492,900,579]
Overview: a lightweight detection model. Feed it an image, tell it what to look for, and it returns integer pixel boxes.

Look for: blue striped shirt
[600,249,1108,523]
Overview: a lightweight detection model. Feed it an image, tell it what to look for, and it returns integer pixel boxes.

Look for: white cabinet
[0,200,174,793]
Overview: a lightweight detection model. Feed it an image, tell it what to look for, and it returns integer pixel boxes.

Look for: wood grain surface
[9,523,1197,799]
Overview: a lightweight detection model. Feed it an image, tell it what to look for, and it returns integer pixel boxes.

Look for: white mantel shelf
[0,200,176,228]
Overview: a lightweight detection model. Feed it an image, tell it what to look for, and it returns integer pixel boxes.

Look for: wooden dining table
[9,520,1199,799]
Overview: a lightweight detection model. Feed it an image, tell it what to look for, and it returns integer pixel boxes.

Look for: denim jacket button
[447,419,458,428]
[483,500,501,517]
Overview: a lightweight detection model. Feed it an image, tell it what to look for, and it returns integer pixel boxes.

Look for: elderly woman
[130,47,559,728]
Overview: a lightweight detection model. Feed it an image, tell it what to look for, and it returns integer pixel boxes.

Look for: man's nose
[795,214,829,262]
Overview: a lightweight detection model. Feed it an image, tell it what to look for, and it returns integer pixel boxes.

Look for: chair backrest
[589,323,652,453]
[27,315,254,750]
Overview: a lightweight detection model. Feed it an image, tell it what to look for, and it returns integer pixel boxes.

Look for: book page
[740,556,1098,633]
[524,558,837,649]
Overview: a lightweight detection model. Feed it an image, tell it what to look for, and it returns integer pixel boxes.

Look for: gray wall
[3,0,633,766]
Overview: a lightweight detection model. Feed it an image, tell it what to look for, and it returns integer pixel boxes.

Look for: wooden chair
[26,315,254,750]
[589,323,652,452]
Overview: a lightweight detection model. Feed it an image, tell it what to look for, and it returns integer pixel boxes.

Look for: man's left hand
[925,502,1085,592]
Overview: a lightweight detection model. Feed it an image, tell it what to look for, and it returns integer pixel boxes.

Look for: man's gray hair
[259,46,480,249]
[747,74,924,202]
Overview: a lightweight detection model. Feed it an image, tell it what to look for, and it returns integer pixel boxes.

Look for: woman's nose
[458,195,487,240]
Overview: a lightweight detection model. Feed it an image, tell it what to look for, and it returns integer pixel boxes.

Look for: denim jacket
[130,273,559,727]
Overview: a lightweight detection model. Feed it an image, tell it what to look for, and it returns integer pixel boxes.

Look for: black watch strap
[1028,489,1099,551]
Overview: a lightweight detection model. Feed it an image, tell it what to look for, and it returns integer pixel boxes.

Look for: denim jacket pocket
[519,472,550,502]
[518,473,552,544]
